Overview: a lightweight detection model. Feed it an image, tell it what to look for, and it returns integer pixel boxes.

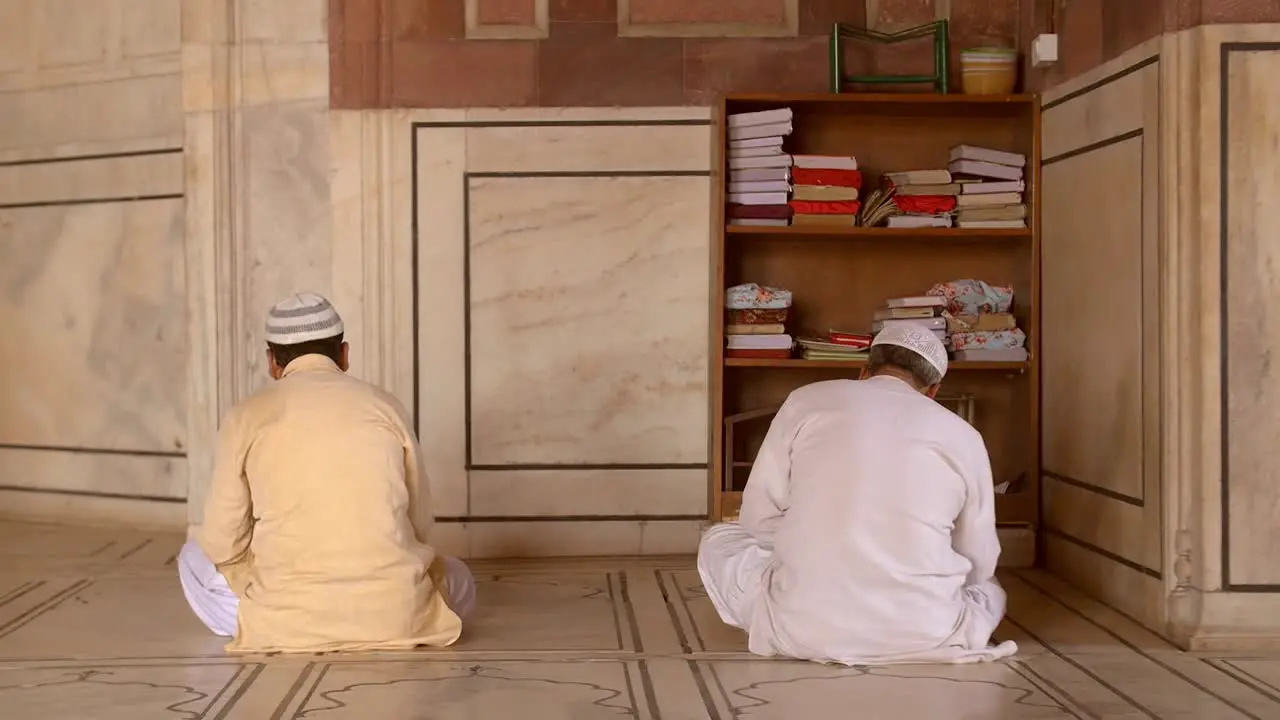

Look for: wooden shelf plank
[725,358,1028,371]
[726,226,1031,239]
[723,92,1038,106]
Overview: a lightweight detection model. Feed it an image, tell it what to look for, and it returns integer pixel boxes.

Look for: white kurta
[698,375,1017,665]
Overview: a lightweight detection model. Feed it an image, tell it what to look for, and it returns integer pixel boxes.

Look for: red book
[789,200,861,215]
[726,348,792,359]
[828,329,873,349]
[792,168,864,188]
[893,195,957,214]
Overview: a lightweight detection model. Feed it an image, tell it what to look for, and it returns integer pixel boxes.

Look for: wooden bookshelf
[709,92,1041,551]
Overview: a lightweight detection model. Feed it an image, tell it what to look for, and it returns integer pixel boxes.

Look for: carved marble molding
[181,0,333,523]
[329,110,410,402]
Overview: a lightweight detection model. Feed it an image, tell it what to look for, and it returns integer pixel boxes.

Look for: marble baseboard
[468,468,708,517]
[0,488,187,531]
[431,519,707,559]
[0,447,185,500]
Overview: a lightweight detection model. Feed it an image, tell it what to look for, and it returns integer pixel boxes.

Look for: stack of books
[870,296,949,342]
[788,156,862,227]
[797,329,873,361]
[726,108,794,227]
[883,169,957,228]
[949,145,1027,229]
[725,283,794,359]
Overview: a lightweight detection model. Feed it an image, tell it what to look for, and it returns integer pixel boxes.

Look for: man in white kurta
[177,293,476,653]
[698,324,1017,665]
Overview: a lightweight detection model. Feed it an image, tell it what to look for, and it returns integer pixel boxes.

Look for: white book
[727,121,793,141]
[887,215,953,228]
[872,317,948,332]
[949,159,1023,181]
[956,192,1022,207]
[729,218,789,227]
[728,180,791,194]
[727,191,789,205]
[950,144,1027,168]
[792,154,858,170]
[727,107,793,129]
[726,333,794,350]
[728,145,785,158]
[730,167,791,183]
[728,154,793,170]
[961,180,1026,194]
[729,136,784,150]
[885,295,946,308]
[957,219,1027,229]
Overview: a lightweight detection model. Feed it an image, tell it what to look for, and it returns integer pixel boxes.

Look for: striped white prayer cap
[871,323,948,379]
[264,292,344,345]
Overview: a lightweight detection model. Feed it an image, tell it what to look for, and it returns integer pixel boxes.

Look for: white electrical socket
[1032,34,1059,67]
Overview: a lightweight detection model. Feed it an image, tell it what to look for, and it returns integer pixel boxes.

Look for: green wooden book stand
[829,20,950,94]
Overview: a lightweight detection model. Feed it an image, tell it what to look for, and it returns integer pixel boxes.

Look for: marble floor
[1,521,1279,718]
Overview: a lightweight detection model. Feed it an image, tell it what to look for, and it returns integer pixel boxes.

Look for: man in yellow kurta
[177,292,474,653]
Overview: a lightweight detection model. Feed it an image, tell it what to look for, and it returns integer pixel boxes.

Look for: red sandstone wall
[1025,0,1280,91]
[330,0,1024,107]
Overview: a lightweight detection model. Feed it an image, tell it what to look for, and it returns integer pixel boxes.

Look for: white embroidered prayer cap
[264,292,344,345]
[871,323,948,380]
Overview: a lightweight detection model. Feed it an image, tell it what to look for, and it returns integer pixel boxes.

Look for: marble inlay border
[408,118,713,476]
[0,147,182,168]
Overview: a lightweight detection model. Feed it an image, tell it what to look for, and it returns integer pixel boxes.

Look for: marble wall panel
[0,198,187,454]
[1221,45,1280,588]
[466,174,709,467]
[1039,50,1165,629]
[0,74,183,162]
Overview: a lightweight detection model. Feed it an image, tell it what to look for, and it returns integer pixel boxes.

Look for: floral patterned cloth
[927,279,1014,316]
[726,283,793,310]
[951,329,1026,351]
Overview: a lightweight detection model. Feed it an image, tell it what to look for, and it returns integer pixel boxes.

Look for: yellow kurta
[198,355,461,654]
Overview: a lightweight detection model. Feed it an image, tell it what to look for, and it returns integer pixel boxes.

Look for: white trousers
[697,522,772,630]
[177,541,477,637]
[697,522,1016,663]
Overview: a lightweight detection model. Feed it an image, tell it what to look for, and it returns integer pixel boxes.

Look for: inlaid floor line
[636,659,662,720]
[197,663,258,720]
[1012,569,1183,651]
[1207,659,1280,704]
[0,579,93,639]
[654,570,695,654]
[1008,573,1265,719]
[1007,660,1096,720]
[0,581,42,609]
[267,661,316,720]
[117,539,152,561]
[1002,614,1159,718]
[619,572,645,653]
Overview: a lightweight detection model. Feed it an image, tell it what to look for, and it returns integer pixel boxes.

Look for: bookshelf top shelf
[725,358,1029,372]
[725,226,1031,239]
